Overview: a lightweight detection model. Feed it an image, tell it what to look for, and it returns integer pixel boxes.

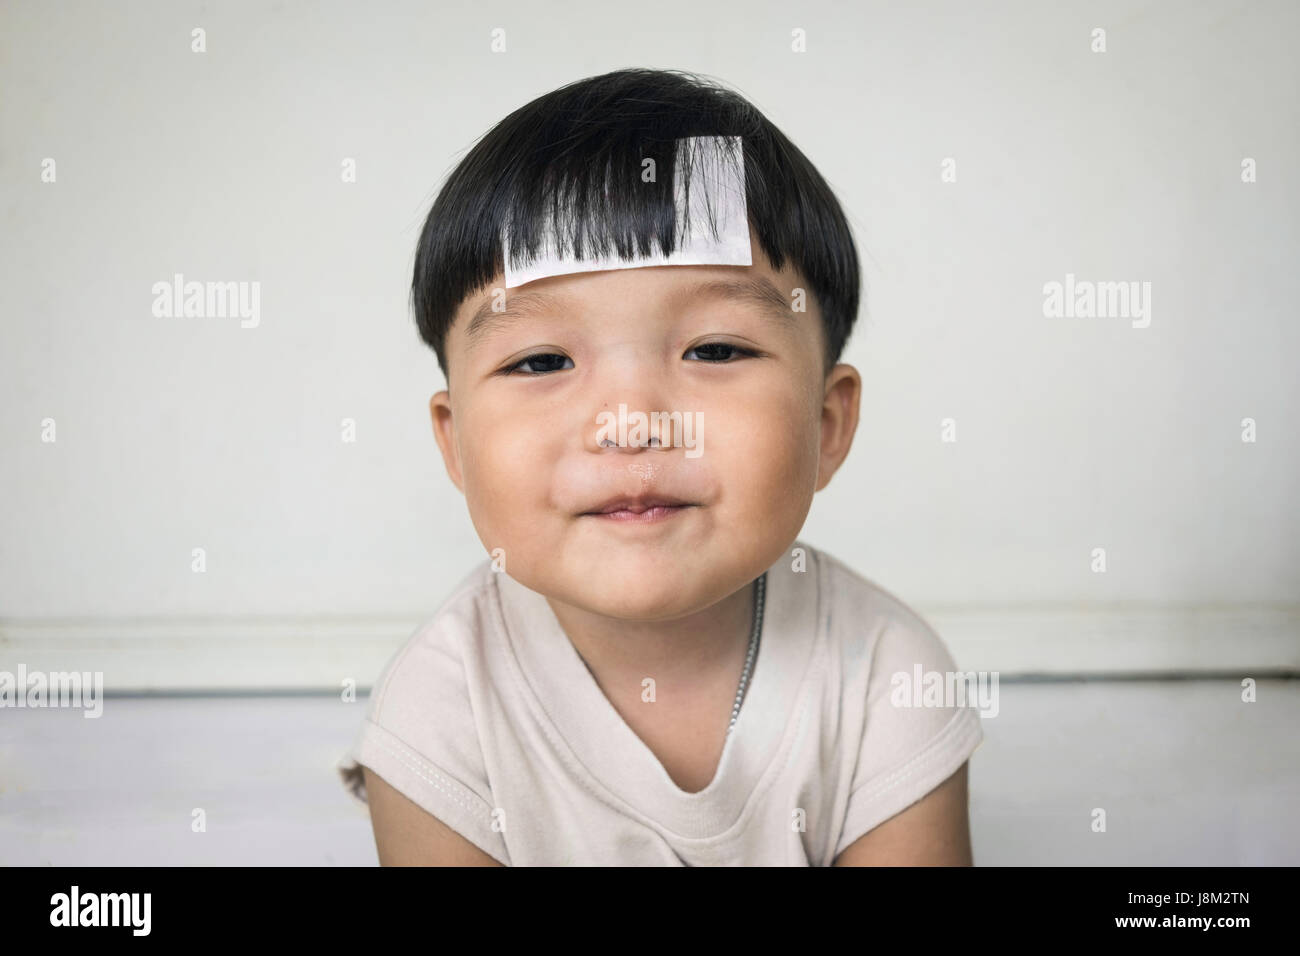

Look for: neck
[544,578,757,689]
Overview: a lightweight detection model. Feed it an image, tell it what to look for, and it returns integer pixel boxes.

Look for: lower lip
[583,505,693,523]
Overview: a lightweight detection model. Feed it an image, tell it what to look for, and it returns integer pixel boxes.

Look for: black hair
[411,67,860,381]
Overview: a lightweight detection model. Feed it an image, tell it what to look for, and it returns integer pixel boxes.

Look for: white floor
[2,679,1297,865]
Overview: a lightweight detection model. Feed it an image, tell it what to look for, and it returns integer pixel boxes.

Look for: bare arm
[832,761,973,866]
[362,766,504,866]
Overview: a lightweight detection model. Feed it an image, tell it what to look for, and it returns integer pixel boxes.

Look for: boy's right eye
[501,352,574,376]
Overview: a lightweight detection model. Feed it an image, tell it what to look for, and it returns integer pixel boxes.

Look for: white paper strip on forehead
[503,134,752,289]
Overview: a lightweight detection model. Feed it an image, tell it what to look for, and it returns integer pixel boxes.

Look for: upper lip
[581,493,694,515]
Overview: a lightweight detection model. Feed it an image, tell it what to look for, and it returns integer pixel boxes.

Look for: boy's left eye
[684,342,758,363]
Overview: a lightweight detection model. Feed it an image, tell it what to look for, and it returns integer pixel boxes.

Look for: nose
[590,400,677,452]
[585,354,678,453]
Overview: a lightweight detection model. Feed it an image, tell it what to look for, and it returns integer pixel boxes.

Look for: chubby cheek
[457,402,559,554]
[709,385,822,542]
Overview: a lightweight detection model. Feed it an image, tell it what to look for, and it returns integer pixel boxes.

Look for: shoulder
[809,548,984,860]
[809,545,958,678]
[367,557,499,720]
[341,555,511,863]
[354,555,504,801]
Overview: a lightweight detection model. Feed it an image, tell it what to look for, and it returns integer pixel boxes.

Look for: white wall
[1,1,1296,684]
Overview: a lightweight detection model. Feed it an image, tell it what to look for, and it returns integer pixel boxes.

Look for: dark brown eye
[502,353,573,375]
[685,343,757,362]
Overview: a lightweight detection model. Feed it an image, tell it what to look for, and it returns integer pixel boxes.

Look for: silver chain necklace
[727,572,766,734]
[573,573,766,734]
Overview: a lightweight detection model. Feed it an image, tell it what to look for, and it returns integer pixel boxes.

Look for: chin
[574,566,701,616]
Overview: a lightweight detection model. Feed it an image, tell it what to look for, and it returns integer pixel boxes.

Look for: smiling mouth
[579,499,697,522]
[582,504,693,522]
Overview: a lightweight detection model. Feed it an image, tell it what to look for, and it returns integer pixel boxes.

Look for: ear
[816,364,861,492]
[428,391,465,493]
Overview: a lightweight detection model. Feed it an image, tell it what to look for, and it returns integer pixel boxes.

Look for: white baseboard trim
[925,605,1300,676]
[0,618,413,694]
[1,606,1296,692]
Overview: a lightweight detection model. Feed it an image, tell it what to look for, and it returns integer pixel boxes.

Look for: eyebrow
[463,275,800,351]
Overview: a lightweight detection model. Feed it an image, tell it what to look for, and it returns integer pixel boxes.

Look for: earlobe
[428,391,464,493]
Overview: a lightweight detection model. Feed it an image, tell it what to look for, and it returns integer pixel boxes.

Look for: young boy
[338,67,983,866]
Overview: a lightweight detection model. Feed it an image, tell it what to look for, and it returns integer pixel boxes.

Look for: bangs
[500,133,746,277]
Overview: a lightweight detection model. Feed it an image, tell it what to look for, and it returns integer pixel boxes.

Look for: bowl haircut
[411,67,861,382]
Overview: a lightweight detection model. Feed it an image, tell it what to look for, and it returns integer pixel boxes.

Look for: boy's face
[429,229,859,620]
